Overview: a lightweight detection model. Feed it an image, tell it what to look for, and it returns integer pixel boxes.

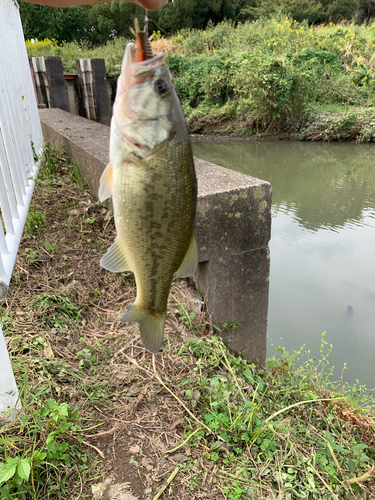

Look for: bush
[25,16,375,138]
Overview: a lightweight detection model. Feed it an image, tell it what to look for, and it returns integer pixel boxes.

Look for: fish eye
[154,79,169,96]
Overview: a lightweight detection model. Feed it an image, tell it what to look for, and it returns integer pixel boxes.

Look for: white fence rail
[0,0,43,423]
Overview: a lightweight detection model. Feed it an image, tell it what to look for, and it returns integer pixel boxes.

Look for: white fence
[0,0,43,423]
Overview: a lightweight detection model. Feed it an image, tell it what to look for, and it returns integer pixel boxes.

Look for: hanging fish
[99,19,197,353]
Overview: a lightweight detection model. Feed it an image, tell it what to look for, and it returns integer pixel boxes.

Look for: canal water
[192,140,375,387]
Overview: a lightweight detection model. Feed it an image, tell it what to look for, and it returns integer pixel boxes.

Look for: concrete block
[39,108,272,364]
[30,57,69,112]
[76,59,111,126]
[30,57,49,107]
[64,76,79,115]
[44,57,69,111]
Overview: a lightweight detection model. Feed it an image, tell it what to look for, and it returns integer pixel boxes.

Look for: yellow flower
[188,75,191,78]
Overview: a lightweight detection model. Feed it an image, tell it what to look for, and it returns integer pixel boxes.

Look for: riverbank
[1,145,375,499]
[27,17,375,142]
[188,104,375,142]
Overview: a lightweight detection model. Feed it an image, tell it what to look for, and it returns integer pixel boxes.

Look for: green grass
[176,333,375,499]
[0,336,101,499]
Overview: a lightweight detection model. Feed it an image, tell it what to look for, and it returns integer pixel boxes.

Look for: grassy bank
[1,146,375,498]
[27,17,375,141]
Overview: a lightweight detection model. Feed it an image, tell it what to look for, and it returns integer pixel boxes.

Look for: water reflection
[193,140,375,387]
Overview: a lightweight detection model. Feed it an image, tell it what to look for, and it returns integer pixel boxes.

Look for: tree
[321,0,359,23]
[232,0,258,21]
[154,0,235,34]
[357,0,375,24]
[19,1,90,42]
[86,1,144,43]
[250,0,359,24]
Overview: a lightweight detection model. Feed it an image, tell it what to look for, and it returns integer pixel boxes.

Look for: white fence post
[0,0,44,423]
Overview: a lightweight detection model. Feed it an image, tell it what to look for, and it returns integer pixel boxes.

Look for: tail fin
[119,303,165,353]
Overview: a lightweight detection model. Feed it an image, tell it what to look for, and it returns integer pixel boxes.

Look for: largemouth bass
[98,22,197,353]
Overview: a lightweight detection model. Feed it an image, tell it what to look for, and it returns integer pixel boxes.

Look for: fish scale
[113,134,196,313]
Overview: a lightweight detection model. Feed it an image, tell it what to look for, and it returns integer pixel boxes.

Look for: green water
[193,140,375,387]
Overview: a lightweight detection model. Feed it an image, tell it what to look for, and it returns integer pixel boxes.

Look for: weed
[178,334,375,498]
[0,393,97,498]
[177,304,196,331]
[213,320,242,333]
[33,293,84,328]
[76,347,97,368]
[30,141,39,163]
[24,208,46,238]
[26,19,375,139]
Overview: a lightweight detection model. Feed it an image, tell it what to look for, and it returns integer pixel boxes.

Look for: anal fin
[101,238,131,273]
[176,232,198,278]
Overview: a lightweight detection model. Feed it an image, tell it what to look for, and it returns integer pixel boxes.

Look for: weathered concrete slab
[30,57,69,111]
[39,108,272,364]
[76,59,111,126]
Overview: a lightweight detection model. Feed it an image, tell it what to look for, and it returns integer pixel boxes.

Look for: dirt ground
[3,148,223,500]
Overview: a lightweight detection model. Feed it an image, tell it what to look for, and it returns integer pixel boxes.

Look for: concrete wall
[39,108,272,364]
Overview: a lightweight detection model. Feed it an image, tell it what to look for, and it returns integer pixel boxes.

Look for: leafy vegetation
[19,2,90,43]
[178,334,375,498]
[27,17,375,140]
[20,0,375,43]
[20,0,375,45]
[164,17,375,138]
[0,395,95,498]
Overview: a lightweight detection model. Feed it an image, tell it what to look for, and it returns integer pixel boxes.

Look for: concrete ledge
[39,108,272,363]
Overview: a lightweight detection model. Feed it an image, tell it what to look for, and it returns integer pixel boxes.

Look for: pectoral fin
[176,233,198,278]
[101,238,131,272]
[98,162,113,202]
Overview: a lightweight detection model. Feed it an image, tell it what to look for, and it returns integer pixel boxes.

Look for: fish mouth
[133,52,164,68]
[131,53,165,81]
